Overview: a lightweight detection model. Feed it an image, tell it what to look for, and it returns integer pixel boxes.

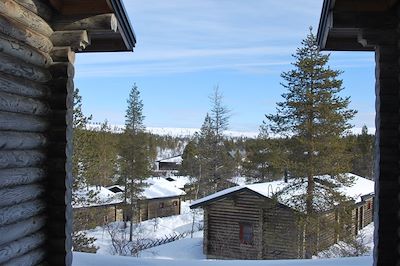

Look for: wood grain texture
[0,0,53,37]
[0,92,50,115]
[0,53,51,82]
[0,184,44,207]
[0,150,46,169]
[0,132,47,150]
[50,30,90,51]
[0,199,45,226]
[0,72,50,99]
[50,46,75,63]
[50,62,75,78]
[2,247,45,266]
[0,33,52,67]
[0,15,52,53]
[0,215,45,246]
[52,13,117,32]
[0,111,49,131]
[14,0,52,21]
[0,231,45,264]
[0,168,45,188]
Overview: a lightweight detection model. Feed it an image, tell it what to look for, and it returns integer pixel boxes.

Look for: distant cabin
[74,177,186,229]
[134,177,186,222]
[155,155,183,175]
[190,173,374,260]
[72,186,124,230]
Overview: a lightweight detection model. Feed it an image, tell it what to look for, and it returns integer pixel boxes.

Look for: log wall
[145,197,181,221]
[0,0,53,265]
[204,191,264,260]
[262,199,300,259]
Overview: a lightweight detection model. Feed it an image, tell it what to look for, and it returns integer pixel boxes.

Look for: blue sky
[75,0,375,133]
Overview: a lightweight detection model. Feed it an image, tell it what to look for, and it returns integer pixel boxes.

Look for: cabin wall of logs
[0,0,122,265]
[200,190,375,260]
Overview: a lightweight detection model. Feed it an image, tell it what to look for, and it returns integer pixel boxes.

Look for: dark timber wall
[204,191,265,260]
[0,0,79,264]
[0,0,53,264]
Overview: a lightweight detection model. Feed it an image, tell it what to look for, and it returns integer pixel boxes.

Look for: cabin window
[367,201,372,210]
[159,202,164,209]
[239,223,253,245]
[173,201,178,206]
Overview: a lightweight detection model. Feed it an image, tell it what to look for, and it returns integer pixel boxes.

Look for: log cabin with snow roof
[73,177,186,229]
[190,173,374,260]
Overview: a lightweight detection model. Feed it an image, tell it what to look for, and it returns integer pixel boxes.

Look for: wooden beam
[0,184,44,207]
[0,33,52,67]
[0,150,46,169]
[0,168,45,189]
[0,15,52,53]
[0,132,47,150]
[0,0,53,37]
[14,0,52,21]
[50,30,90,51]
[0,92,50,116]
[335,0,397,12]
[0,200,46,226]
[52,13,118,32]
[0,73,50,99]
[50,47,75,64]
[0,111,49,132]
[332,11,397,30]
[0,215,45,246]
[0,231,45,264]
[49,62,75,79]
[2,248,45,266]
[0,52,52,83]
[57,0,111,16]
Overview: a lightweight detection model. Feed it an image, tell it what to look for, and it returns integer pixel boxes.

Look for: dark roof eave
[317,0,334,49]
[108,0,136,51]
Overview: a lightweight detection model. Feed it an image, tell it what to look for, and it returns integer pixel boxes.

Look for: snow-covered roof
[164,176,192,189]
[190,173,374,212]
[157,155,183,164]
[142,177,186,199]
[73,186,124,208]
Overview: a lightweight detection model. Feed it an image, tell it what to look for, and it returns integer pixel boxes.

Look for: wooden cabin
[0,0,135,265]
[190,174,374,260]
[155,155,183,175]
[73,202,123,231]
[125,177,186,222]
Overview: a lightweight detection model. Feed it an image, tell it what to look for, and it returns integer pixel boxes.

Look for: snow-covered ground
[75,201,374,266]
[84,201,203,255]
[317,223,374,258]
[73,252,372,266]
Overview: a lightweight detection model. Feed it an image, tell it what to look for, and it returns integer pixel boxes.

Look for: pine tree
[350,125,374,179]
[72,88,93,190]
[119,84,151,241]
[91,120,118,187]
[264,29,357,258]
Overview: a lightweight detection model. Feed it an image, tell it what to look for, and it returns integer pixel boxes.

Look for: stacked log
[0,0,51,265]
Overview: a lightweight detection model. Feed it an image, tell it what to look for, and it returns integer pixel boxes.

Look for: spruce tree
[119,84,151,241]
[208,87,234,192]
[264,29,357,258]
[72,88,93,190]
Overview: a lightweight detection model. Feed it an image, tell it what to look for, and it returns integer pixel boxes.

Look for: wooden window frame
[239,222,254,245]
